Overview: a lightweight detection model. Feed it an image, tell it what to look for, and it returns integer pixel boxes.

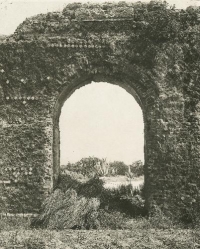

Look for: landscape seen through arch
[60,82,144,190]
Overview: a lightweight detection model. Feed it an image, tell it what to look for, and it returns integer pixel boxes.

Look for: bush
[109,161,129,176]
[102,183,146,217]
[56,173,106,199]
[59,169,89,183]
[130,160,144,177]
[32,171,147,229]
[61,157,110,177]
[31,188,100,230]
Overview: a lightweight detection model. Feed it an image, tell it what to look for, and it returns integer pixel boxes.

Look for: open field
[100,176,144,189]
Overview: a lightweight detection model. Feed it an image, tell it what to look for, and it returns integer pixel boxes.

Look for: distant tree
[78,157,101,177]
[130,160,144,177]
[61,162,75,172]
[62,158,141,177]
[61,157,104,177]
[94,158,109,176]
[109,161,129,176]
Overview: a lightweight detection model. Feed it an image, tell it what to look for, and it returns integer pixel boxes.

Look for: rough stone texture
[0,2,200,220]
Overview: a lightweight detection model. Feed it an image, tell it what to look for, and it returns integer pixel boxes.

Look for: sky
[0,0,199,164]
[60,83,144,165]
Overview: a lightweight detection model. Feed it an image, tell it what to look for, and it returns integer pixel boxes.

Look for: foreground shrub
[32,172,146,229]
[31,189,100,229]
[31,186,129,230]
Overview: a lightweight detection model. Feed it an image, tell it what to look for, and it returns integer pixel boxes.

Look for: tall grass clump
[31,171,146,230]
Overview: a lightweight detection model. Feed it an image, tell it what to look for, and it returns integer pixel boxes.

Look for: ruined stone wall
[0,2,200,221]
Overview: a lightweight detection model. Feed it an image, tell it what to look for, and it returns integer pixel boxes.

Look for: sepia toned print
[0,0,200,248]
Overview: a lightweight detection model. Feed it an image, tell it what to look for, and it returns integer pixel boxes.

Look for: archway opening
[59,82,144,189]
[60,81,144,161]
[51,80,148,228]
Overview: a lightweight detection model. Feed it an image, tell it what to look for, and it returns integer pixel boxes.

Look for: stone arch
[52,72,158,212]
[1,2,200,219]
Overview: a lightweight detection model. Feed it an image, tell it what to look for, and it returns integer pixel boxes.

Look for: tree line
[61,157,144,178]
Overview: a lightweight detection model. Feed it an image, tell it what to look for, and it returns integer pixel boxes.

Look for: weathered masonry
[0,2,200,220]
